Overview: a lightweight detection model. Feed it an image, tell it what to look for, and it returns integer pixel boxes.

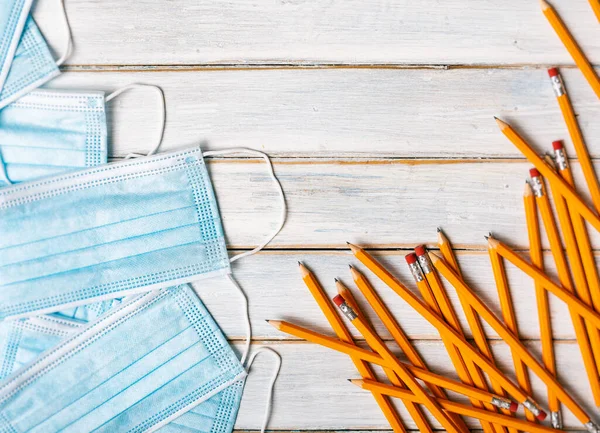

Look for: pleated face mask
[0,83,166,186]
[0,284,247,433]
[0,0,73,110]
[0,290,245,433]
[0,0,33,93]
[0,147,234,319]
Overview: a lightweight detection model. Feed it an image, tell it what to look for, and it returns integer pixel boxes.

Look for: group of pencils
[269,1,600,432]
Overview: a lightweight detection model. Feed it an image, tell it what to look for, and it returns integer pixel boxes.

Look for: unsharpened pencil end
[494,117,508,131]
[332,294,345,307]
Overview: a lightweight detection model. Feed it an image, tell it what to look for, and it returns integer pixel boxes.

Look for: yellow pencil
[352,380,557,433]
[523,181,561,427]
[269,319,518,410]
[298,263,409,433]
[495,117,600,232]
[411,248,507,433]
[430,250,596,428]
[349,263,472,426]
[437,229,516,428]
[553,140,600,319]
[332,295,465,433]
[541,0,600,99]
[537,161,600,388]
[488,245,534,422]
[333,279,434,433]
[405,252,500,433]
[590,0,600,22]
[347,243,545,418]
[548,69,600,213]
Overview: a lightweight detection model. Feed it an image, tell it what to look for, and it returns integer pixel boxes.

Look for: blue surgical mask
[0,15,64,109]
[0,88,108,185]
[0,84,166,185]
[0,147,231,319]
[0,0,33,93]
[0,284,247,433]
[0,292,245,433]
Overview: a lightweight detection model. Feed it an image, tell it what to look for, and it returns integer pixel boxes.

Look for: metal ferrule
[417,254,432,274]
[408,262,424,282]
[554,148,568,171]
[338,301,358,321]
[550,75,565,97]
[490,396,512,410]
[530,176,544,198]
[584,422,600,433]
[522,399,541,417]
[551,411,562,429]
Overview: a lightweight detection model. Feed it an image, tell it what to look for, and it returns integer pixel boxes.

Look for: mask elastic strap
[245,347,282,433]
[202,148,287,263]
[202,148,286,364]
[55,0,73,66]
[105,84,167,159]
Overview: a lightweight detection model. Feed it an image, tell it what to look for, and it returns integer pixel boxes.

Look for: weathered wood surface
[234,341,596,430]
[43,69,600,158]
[13,0,600,430]
[33,0,600,66]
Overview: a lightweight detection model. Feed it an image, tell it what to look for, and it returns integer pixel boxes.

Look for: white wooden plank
[204,159,600,249]
[43,68,600,158]
[32,0,600,66]
[235,341,596,430]
[197,250,577,341]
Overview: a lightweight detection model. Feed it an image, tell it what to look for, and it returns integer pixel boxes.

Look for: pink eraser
[414,245,427,257]
[529,168,540,178]
[405,253,418,264]
[333,294,345,307]
[547,67,559,78]
[552,140,564,150]
[509,402,518,413]
[536,410,547,421]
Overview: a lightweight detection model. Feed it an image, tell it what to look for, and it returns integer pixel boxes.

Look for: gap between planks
[61,64,592,72]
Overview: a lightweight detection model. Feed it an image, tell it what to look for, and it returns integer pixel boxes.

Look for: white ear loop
[105,84,167,159]
[202,148,286,263]
[55,0,73,66]
[202,148,285,432]
[245,347,281,433]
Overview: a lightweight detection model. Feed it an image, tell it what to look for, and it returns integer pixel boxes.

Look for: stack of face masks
[0,3,286,432]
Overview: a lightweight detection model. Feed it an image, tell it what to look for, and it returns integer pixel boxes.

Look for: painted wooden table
[35,1,600,431]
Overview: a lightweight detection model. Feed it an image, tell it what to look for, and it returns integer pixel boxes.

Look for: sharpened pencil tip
[540,0,550,10]
[334,278,339,283]
[494,117,508,130]
[436,227,442,233]
[348,264,353,269]
[484,235,489,240]
[347,242,360,254]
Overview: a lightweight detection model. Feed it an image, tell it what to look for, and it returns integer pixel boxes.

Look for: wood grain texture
[198,250,578,341]
[43,68,600,158]
[33,0,600,66]
[205,159,600,249]
[234,341,596,430]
